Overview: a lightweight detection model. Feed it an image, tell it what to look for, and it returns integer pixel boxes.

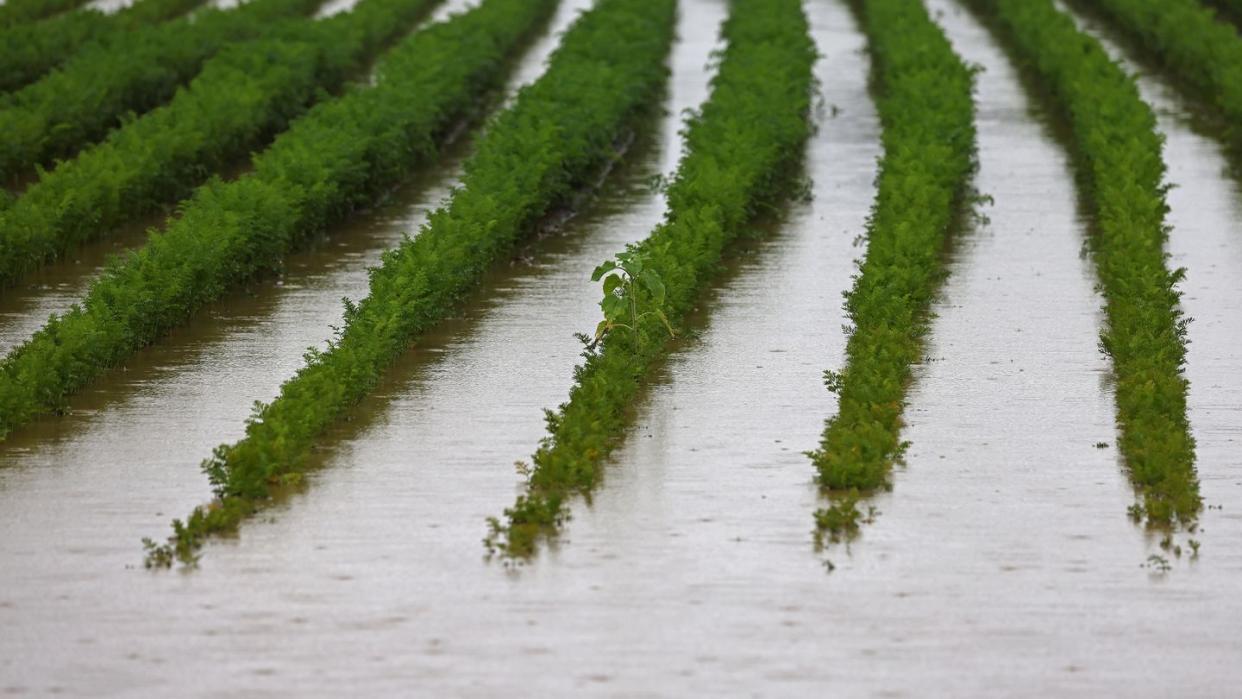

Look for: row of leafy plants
[0,0,323,183]
[487,0,816,559]
[0,0,206,94]
[0,0,560,442]
[0,0,87,26]
[1206,0,1242,27]
[1066,0,1242,154]
[0,0,439,289]
[141,0,677,568]
[806,0,976,544]
[967,0,1199,527]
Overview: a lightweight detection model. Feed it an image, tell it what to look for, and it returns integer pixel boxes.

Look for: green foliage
[0,0,322,182]
[488,0,816,558]
[0,0,206,94]
[1207,0,1242,26]
[806,0,975,536]
[167,0,675,567]
[812,490,879,549]
[590,250,674,344]
[967,0,1198,527]
[0,0,438,288]
[135,0,669,567]
[1073,0,1242,153]
[0,0,89,27]
[0,0,558,445]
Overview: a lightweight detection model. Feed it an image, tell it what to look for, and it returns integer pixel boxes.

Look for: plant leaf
[591,260,617,281]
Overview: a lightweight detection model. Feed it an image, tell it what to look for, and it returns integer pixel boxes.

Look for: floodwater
[0,0,469,356]
[84,0,133,13]
[3,1,1242,696]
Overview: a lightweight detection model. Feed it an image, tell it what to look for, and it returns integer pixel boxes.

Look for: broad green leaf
[591,260,617,281]
[602,273,623,295]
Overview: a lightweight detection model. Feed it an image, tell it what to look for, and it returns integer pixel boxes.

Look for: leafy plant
[0,0,89,26]
[0,0,206,94]
[0,0,323,183]
[1070,0,1242,157]
[0,0,439,288]
[807,0,976,539]
[140,0,674,567]
[488,0,816,559]
[0,0,562,444]
[966,0,1199,529]
[591,250,674,346]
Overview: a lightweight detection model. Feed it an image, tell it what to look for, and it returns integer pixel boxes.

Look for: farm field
[1,0,1242,694]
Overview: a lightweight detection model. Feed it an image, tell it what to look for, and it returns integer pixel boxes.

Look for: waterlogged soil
[2,1,1242,696]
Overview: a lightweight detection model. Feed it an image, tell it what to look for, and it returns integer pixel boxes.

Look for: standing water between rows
[0,0,590,691]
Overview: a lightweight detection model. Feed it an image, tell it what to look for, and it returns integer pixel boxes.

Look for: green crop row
[0,0,206,94]
[1206,0,1242,25]
[488,0,816,559]
[0,0,438,289]
[0,0,322,183]
[141,0,677,568]
[806,0,975,541]
[0,0,558,444]
[968,0,1199,526]
[0,0,88,26]
[1070,0,1242,152]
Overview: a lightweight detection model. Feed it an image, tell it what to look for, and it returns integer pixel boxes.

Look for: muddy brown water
[3,0,1242,695]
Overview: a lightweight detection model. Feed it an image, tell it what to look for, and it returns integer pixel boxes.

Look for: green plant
[0,0,206,94]
[806,0,975,540]
[0,0,323,182]
[488,0,816,559]
[591,249,674,345]
[0,0,89,26]
[1070,0,1242,156]
[813,491,865,549]
[0,0,561,444]
[0,0,438,289]
[966,0,1199,529]
[139,0,675,567]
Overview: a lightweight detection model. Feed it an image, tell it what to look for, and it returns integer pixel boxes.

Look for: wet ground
[2,0,1242,695]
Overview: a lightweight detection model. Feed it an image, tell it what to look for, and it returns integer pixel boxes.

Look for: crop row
[1208,0,1242,25]
[806,0,976,542]
[487,0,816,559]
[1068,0,1242,157]
[966,0,1200,526]
[141,0,677,567]
[0,0,205,94]
[0,0,556,443]
[0,0,438,289]
[0,0,322,183]
[0,0,87,26]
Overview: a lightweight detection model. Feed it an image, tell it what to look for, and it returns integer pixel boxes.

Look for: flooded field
[2,0,1241,695]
